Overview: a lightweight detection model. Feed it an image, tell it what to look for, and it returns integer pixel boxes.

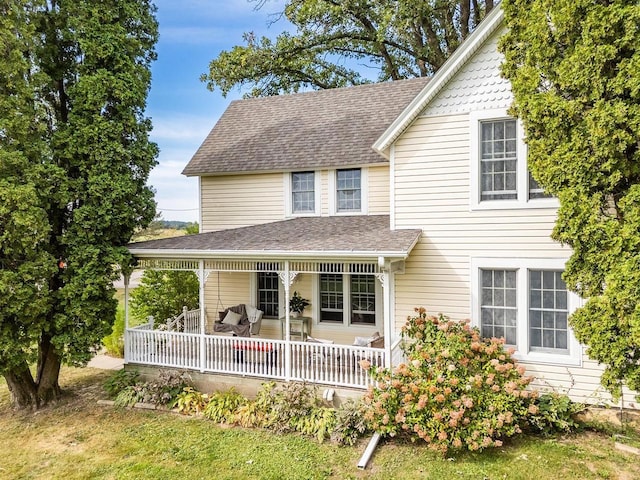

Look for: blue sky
[146,0,288,222]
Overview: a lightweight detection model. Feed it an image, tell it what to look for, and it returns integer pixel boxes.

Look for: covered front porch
[124,216,421,390]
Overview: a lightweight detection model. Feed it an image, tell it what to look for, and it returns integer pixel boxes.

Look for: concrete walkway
[88,351,124,370]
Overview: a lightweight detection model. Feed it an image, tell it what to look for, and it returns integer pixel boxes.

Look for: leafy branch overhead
[203,0,495,97]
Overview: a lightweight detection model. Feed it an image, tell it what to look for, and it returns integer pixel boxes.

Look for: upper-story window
[286,171,320,216]
[336,169,361,212]
[470,110,554,210]
[480,119,517,201]
[292,171,315,213]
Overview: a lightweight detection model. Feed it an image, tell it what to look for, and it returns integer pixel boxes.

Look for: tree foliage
[203,0,495,97]
[0,0,158,409]
[500,0,640,400]
[130,270,199,325]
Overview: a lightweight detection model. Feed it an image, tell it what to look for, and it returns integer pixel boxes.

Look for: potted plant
[289,291,310,317]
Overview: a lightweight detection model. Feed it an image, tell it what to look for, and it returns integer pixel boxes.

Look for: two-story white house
[126,6,637,408]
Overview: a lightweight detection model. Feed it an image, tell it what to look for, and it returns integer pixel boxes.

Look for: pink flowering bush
[361,307,537,455]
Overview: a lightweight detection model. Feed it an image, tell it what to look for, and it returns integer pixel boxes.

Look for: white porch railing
[124,328,387,389]
[164,307,200,334]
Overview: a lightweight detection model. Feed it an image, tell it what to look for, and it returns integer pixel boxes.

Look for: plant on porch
[289,291,310,316]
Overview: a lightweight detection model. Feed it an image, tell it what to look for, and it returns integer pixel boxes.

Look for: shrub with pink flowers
[361,308,538,455]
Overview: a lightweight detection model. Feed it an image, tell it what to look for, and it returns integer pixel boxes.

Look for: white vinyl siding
[368,165,390,214]
[200,173,284,232]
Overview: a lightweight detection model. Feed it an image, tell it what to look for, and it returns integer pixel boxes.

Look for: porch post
[283,261,291,381]
[199,260,206,372]
[278,261,299,382]
[382,270,392,369]
[377,258,392,369]
[123,272,130,330]
[123,272,130,364]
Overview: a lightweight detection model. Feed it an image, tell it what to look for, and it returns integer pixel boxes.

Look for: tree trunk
[4,365,39,410]
[35,334,62,404]
[3,336,63,410]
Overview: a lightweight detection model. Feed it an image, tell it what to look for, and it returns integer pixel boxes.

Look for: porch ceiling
[128,215,421,267]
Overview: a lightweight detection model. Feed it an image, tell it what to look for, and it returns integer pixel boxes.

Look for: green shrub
[263,382,320,433]
[290,406,336,443]
[331,399,369,446]
[114,386,141,408]
[203,388,247,423]
[103,306,125,357]
[362,308,537,455]
[527,393,584,436]
[175,387,209,415]
[104,369,139,399]
[112,370,191,408]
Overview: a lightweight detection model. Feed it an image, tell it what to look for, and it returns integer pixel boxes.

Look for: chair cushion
[222,310,242,326]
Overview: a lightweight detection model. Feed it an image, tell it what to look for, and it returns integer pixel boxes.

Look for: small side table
[280,316,311,341]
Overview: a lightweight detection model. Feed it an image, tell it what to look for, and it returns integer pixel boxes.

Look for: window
[480,119,517,201]
[351,275,376,325]
[320,273,343,322]
[257,263,280,317]
[336,169,361,212]
[471,258,580,365]
[470,110,555,209]
[318,264,379,326]
[292,171,315,213]
[480,269,517,345]
[529,270,568,352]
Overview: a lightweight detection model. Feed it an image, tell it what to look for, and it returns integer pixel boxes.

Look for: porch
[124,216,421,390]
[124,312,391,389]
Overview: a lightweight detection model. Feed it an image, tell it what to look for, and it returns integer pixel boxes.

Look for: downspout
[199,259,206,372]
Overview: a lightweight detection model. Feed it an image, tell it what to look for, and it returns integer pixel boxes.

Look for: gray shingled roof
[129,215,421,258]
[182,78,429,176]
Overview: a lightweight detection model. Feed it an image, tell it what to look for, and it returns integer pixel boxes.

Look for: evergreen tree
[500,0,640,400]
[0,0,158,409]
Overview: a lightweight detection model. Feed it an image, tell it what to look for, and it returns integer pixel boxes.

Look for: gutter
[127,248,412,261]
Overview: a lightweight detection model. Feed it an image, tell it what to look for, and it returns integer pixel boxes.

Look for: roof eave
[372,6,505,155]
[128,248,414,261]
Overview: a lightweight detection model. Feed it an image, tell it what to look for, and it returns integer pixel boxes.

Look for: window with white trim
[336,168,361,212]
[291,171,315,213]
[470,110,554,209]
[256,262,280,318]
[471,258,581,365]
[480,119,517,201]
[285,171,320,216]
[318,264,379,326]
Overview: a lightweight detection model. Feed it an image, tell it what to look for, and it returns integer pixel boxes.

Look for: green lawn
[1,368,638,480]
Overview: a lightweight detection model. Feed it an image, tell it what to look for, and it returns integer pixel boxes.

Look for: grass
[1,368,639,480]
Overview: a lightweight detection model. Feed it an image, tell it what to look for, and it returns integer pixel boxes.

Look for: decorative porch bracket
[278,270,299,288]
[194,268,212,283]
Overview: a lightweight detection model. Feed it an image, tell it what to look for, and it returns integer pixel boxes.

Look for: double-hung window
[287,171,319,216]
[318,264,379,326]
[472,258,580,365]
[336,168,361,212]
[470,110,554,209]
[291,171,315,213]
[256,263,280,318]
[480,119,517,201]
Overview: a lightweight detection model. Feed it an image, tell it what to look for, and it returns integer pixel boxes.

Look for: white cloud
[150,115,213,143]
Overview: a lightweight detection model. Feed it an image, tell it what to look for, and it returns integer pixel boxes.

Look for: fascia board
[372,6,505,155]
